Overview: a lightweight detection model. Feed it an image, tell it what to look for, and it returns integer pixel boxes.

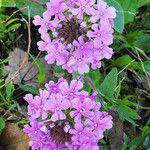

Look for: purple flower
[70,123,98,150]
[67,0,78,7]
[73,36,94,57]
[69,123,87,141]
[70,97,95,122]
[59,79,83,98]
[84,111,113,138]
[44,93,71,121]
[23,120,47,139]
[24,90,49,119]
[45,40,68,65]
[33,12,55,34]
[87,24,113,48]
[66,49,93,74]
[90,0,116,23]
[37,33,51,51]
[94,44,113,60]
[70,0,96,19]
[33,0,116,74]
[91,60,101,70]
[23,78,113,149]
[47,0,68,21]
[24,94,41,119]
[45,77,66,94]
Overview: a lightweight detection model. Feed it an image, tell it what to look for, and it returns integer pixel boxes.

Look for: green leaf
[114,102,141,126]
[113,55,150,74]
[0,0,2,7]
[144,61,150,74]
[0,117,5,135]
[6,23,21,32]
[135,33,150,53]
[129,126,150,149]
[84,70,102,93]
[19,84,39,95]
[5,82,14,100]
[5,18,20,27]
[99,68,118,98]
[116,0,138,24]
[30,55,46,85]
[0,79,4,84]
[138,0,150,8]
[106,0,124,33]
[113,55,141,70]
[15,0,48,18]
[1,0,16,7]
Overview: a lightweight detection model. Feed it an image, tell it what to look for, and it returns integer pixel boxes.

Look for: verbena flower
[33,0,116,74]
[23,78,113,150]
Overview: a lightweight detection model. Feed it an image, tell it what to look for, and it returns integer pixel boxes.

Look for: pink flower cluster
[33,0,116,74]
[23,78,113,150]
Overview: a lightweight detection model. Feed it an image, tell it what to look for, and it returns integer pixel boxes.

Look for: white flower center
[97,33,101,37]
[81,46,84,49]
[56,107,60,111]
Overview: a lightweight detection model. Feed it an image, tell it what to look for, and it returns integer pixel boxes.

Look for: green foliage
[30,55,46,85]
[135,33,150,53]
[110,98,141,126]
[0,117,5,135]
[138,0,150,7]
[14,0,49,17]
[0,0,16,7]
[116,0,138,24]
[0,13,21,54]
[106,0,124,33]
[129,125,150,149]
[5,82,14,100]
[113,55,150,74]
[84,70,102,93]
[99,68,118,98]
[19,84,39,95]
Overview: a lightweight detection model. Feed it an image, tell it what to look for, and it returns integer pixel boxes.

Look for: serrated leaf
[15,0,48,18]
[106,0,124,33]
[113,102,141,126]
[1,0,16,7]
[99,68,118,98]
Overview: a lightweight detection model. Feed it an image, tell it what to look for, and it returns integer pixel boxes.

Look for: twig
[22,51,41,80]
[0,107,23,121]
[0,7,31,89]
[5,7,27,23]
[117,59,135,76]
[84,76,106,106]
[135,47,150,60]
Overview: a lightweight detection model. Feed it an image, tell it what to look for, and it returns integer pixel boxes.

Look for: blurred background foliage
[0,0,150,150]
